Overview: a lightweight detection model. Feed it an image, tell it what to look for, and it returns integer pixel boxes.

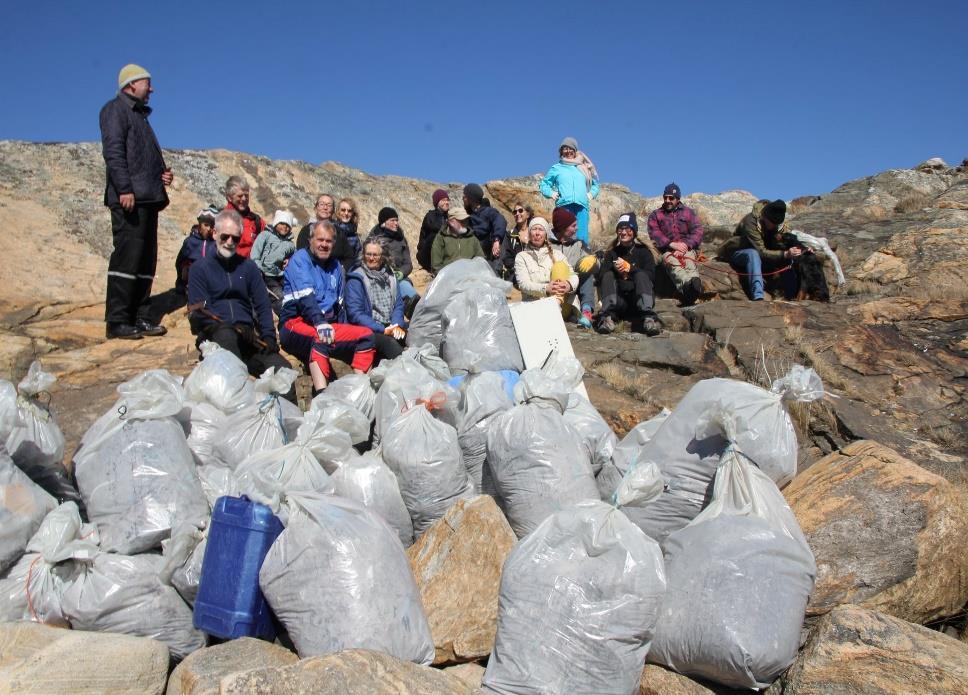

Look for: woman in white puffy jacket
[514,217,580,317]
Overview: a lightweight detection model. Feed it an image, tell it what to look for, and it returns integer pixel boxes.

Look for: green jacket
[431,225,485,273]
[718,200,789,263]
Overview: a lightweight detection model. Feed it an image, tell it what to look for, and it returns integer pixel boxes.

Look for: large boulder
[406,495,516,664]
[773,605,968,694]
[638,665,735,694]
[218,648,482,694]
[784,440,968,623]
[0,621,169,695]
[166,637,298,695]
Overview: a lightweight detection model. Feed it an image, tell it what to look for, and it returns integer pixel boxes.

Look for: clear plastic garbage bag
[456,372,514,493]
[563,393,617,477]
[597,409,670,501]
[308,393,371,471]
[259,492,434,663]
[0,380,20,443]
[214,368,302,469]
[648,428,816,690]
[0,501,99,624]
[441,284,524,374]
[183,341,255,414]
[482,500,667,695]
[323,373,376,422]
[382,405,474,538]
[1,451,58,574]
[75,416,210,555]
[323,451,413,547]
[186,401,227,467]
[61,550,206,660]
[486,385,598,538]
[372,356,458,446]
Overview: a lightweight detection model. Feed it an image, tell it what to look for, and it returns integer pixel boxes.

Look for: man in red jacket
[222,175,265,258]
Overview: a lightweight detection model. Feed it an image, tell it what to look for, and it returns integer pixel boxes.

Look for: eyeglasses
[363,252,383,258]
[219,234,241,243]
[513,208,526,214]
[663,195,678,201]
[338,207,354,213]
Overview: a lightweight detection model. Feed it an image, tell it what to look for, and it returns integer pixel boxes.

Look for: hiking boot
[596,315,616,334]
[106,323,143,340]
[135,319,167,337]
[577,308,593,329]
[641,317,662,337]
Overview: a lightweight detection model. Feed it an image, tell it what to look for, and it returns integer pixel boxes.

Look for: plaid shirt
[647,204,704,250]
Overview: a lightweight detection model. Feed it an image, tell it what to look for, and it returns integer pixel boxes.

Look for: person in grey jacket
[99,63,173,340]
[251,210,297,315]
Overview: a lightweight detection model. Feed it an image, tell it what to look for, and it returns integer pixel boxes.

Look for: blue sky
[1,0,965,199]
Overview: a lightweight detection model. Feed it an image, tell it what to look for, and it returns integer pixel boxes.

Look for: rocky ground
[1,143,966,692]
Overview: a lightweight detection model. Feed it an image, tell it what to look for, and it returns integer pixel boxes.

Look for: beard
[217,246,236,258]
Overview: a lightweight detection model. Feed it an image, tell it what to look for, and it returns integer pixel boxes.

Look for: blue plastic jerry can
[193,495,284,640]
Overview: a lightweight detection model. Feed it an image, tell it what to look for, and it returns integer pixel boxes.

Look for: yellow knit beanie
[118,64,151,90]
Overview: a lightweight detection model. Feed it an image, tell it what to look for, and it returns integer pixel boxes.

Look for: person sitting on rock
[647,182,705,305]
[221,176,265,258]
[417,189,450,273]
[250,209,297,315]
[279,220,375,393]
[550,207,596,328]
[175,205,219,294]
[431,206,485,273]
[718,199,800,301]
[500,201,532,284]
[346,239,407,362]
[596,212,662,336]
[333,197,363,271]
[515,216,580,320]
[462,183,507,274]
[296,193,335,250]
[187,209,295,401]
[367,207,420,315]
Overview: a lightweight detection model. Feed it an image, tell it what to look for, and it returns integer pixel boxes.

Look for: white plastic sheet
[183,341,255,414]
[483,500,667,695]
[259,493,433,662]
[382,405,474,537]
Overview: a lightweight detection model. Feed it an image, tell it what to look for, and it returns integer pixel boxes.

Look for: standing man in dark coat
[99,63,172,340]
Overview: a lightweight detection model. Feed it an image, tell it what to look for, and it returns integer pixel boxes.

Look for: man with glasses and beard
[647,182,705,305]
[187,210,295,400]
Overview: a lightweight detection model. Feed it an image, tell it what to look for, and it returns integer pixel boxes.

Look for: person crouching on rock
[718,199,800,301]
[187,209,295,401]
[515,216,581,320]
[346,239,408,363]
[251,210,297,316]
[596,213,662,336]
[279,220,375,393]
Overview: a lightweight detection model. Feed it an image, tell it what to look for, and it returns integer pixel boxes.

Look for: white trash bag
[618,368,823,547]
[214,367,302,469]
[487,370,598,538]
[382,405,474,538]
[372,357,458,446]
[648,418,816,689]
[597,409,670,501]
[323,451,413,547]
[1,451,58,574]
[308,393,371,472]
[322,373,376,421]
[483,500,667,695]
[456,372,514,493]
[61,551,206,660]
[183,341,255,414]
[186,401,227,467]
[5,362,73,501]
[563,392,617,476]
[259,492,434,662]
[441,283,524,374]
[0,501,98,624]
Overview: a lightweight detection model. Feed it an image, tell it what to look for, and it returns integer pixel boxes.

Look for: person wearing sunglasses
[647,183,705,306]
[596,213,661,336]
[539,136,599,245]
[333,197,362,270]
[499,202,532,284]
[417,189,450,273]
[186,209,295,400]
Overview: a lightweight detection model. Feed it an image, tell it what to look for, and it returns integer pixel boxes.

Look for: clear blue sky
[2,0,965,199]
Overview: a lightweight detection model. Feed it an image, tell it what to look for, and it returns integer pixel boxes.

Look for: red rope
[25,555,42,622]
[667,251,793,278]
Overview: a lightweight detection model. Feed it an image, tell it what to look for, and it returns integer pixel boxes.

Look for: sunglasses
[338,207,354,213]
[219,234,241,243]
[513,208,526,214]
[663,195,679,201]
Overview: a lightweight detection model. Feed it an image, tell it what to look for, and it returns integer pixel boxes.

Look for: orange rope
[667,251,793,278]
[25,555,42,622]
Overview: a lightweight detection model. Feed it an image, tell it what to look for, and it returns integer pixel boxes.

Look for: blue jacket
[468,204,508,247]
[176,226,215,277]
[539,162,599,209]
[345,267,406,332]
[279,248,346,326]
[187,253,275,341]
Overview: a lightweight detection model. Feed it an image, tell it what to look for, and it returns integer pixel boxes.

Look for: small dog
[782,233,830,301]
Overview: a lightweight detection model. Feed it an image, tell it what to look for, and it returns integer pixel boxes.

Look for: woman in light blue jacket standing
[539,136,600,244]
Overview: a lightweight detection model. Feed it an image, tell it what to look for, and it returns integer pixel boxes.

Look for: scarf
[560,150,599,190]
[361,265,395,325]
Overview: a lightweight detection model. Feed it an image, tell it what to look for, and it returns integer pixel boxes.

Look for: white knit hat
[271,210,297,229]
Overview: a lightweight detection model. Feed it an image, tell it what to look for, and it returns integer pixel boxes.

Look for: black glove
[262,336,279,354]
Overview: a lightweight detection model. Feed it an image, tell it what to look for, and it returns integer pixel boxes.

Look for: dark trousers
[372,331,404,363]
[263,275,284,317]
[599,268,657,320]
[105,205,159,325]
[203,324,296,402]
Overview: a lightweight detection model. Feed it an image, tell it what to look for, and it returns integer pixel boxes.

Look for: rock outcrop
[784,440,968,624]
[166,638,298,695]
